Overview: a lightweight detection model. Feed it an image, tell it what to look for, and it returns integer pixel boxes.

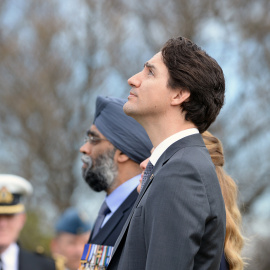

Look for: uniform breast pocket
[133,206,143,217]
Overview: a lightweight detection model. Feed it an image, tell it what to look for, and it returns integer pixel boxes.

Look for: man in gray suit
[108,37,226,270]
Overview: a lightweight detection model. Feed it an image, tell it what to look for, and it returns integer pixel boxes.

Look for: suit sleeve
[143,149,223,269]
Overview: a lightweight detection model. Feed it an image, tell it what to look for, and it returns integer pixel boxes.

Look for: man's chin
[84,174,107,192]
[89,184,107,192]
[123,101,133,116]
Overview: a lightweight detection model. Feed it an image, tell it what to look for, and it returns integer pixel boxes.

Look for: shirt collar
[1,242,19,270]
[150,128,199,165]
[105,175,140,213]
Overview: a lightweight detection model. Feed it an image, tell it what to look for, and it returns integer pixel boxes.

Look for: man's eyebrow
[86,130,100,137]
[144,62,156,70]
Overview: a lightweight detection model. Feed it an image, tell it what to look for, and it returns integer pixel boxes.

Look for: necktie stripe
[141,161,154,191]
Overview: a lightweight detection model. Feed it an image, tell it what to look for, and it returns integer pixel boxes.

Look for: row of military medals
[79,244,114,270]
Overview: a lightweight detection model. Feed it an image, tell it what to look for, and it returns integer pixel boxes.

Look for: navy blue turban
[94,96,152,164]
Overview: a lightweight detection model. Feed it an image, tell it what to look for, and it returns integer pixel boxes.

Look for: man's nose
[80,141,92,155]
[128,72,141,88]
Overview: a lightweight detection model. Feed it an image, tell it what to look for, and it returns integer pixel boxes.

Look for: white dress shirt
[150,128,199,166]
[1,242,19,270]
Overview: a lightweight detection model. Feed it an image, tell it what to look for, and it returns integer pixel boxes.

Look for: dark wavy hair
[161,37,225,133]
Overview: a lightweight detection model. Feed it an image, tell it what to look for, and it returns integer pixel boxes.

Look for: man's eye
[148,69,154,76]
[91,137,100,144]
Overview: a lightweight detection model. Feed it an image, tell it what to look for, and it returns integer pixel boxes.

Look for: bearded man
[80,95,152,246]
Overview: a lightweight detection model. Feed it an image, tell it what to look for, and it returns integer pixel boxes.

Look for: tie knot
[99,201,111,216]
[140,161,154,192]
[146,161,154,172]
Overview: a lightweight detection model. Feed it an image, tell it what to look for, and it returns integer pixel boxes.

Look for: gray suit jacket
[107,134,226,270]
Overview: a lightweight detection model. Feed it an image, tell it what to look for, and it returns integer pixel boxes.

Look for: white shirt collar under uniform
[150,128,199,166]
[1,242,19,270]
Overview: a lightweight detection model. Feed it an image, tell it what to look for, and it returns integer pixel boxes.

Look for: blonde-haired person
[202,131,244,270]
[138,131,244,270]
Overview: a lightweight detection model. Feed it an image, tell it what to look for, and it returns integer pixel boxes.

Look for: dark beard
[84,170,110,192]
[82,148,118,192]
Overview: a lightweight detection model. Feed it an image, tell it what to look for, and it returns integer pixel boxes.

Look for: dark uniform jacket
[19,248,55,270]
[88,188,138,247]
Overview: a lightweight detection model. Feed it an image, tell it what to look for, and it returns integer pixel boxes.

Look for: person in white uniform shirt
[0,174,55,270]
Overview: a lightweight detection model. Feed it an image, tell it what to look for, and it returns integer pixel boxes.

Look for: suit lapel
[136,134,204,205]
[91,188,138,244]
[110,143,167,257]
[110,134,205,258]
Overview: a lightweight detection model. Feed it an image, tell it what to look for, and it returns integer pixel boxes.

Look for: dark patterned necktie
[91,200,111,238]
[140,161,154,192]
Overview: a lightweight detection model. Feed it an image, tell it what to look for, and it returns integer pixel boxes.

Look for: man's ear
[114,149,129,163]
[171,89,190,106]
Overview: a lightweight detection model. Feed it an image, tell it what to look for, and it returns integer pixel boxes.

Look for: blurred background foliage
[19,211,53,256]
[0,0,269,267]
